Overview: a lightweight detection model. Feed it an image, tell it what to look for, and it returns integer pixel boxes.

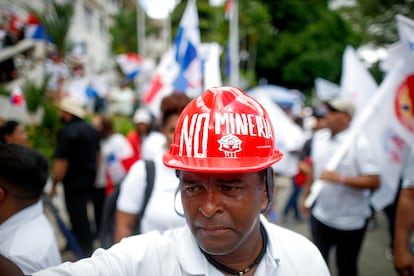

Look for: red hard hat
[163,86,283,172]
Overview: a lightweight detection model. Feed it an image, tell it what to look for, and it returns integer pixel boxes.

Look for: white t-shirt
[311,128,380,230]
[33,217,329,276]
[117,151,186,233]
[141,131,166,160]
[109,87,135,116]
[0,201,61,274]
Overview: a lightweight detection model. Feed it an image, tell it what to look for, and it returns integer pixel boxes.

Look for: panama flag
[143,0,201,116]
[105,136,137,195]
[10,85,25,107]
[116,53,143,81]
[172,0,202,96]
[25,13,45,40]
[225,0,235,20]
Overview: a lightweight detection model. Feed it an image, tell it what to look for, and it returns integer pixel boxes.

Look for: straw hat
[57,97,86,119]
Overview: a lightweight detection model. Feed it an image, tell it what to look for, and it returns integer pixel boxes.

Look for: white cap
[133,108,151,124]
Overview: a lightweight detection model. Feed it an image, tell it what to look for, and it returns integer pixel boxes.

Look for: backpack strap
[140,159,155,219]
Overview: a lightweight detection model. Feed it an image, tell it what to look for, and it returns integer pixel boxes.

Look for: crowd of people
[0,84,413,276]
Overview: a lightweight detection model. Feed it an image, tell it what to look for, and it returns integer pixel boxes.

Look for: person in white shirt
[302,98,380,276]
[92,115,136,236]
[108,80,135,117]
[393,149,414,276]
[114,93,191,241]
[0,144,61,274]
[0,87,329,276]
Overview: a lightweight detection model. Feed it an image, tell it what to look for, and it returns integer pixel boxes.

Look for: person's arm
[50,158,68,197]
[300,160,314,216]
[394,188,414,276]
[319,170,380,190]
[114,210,138,243]
[0,254,24,276]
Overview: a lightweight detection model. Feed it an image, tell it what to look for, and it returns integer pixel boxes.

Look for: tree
[339,0,414,46]
[255,1,360,95]
[26,1,73,57]
[110,9,137,54]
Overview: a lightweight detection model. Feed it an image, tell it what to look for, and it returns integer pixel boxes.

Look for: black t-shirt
[55,118,100,186]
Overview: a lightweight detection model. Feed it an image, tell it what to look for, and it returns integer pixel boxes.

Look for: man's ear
[261,184,269,212]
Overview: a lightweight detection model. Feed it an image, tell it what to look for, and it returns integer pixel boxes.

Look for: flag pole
[137,1,146,56]
[304,60,406,208]
[229,0,239,87]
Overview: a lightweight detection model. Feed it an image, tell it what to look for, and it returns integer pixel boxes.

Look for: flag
[340,45,378,119]
[105,138,137,195]
[396,14,414,72]
[10,85,25,107]
[199,42,222,90]
[306,18,414,209]
[143,0,202,116]
[379,42,403,74]
[143,48,177,117]
[116,53,143,81]
[25,13,45,40]
[172,0,202,96]
[368,14,414,208]
[314,77,341,101]
[225,0,235,20]
[248,91,306,177]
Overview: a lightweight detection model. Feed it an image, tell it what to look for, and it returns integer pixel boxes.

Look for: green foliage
[111,115,135,136]
[256,2,360,95]
[339,0,414,45]
[0,84,8,97]
[25,1,73,56]
[21,76,49,113]
[27,103,62,160]
[110,9,138,54]
[110,0,363,98]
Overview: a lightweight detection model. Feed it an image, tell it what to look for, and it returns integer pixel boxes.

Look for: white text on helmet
[179,113,210,158]
[179,112,273,158]
[215,112,273,139]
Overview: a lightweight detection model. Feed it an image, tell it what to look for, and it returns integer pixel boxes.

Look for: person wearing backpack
[113,93,191,243]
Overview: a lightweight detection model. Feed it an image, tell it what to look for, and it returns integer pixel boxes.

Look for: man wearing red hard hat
[0,87,328,276]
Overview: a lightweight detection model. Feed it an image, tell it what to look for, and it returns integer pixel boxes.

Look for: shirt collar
[176,216,280,275]
[0,201,43,235]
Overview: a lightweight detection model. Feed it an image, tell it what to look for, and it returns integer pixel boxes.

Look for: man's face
[178,171,268,255]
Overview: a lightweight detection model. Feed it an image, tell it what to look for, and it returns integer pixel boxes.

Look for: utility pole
[229,0,239,87]
[137,2,146,56]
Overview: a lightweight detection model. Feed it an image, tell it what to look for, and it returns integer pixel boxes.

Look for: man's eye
[183,185,203,195]
[220,185,240,193]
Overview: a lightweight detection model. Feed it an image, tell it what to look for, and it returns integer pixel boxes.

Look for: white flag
[200,42,222,89]
[306,19,414,208]
[340,45,378,119]
[397,14,414,72]
[249,92,306,177]
[314,77,341,101]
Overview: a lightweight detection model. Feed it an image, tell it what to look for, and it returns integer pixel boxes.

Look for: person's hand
[320,170,342,183]
[394,248,414,276]
[300,196,311,217]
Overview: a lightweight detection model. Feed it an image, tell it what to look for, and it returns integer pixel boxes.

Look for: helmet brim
[163,151,283,173]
